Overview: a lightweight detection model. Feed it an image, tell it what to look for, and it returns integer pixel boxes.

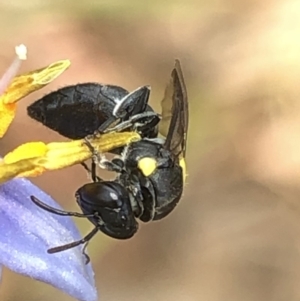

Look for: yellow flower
[0,45,140,184]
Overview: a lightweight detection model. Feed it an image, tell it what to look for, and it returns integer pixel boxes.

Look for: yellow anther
[15,44,27,60]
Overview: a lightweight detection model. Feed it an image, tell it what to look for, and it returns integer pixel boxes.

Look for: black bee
[30,60,188,262]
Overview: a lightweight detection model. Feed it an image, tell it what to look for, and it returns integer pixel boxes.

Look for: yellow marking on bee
[179,157,187,184]
[138,157,157,177]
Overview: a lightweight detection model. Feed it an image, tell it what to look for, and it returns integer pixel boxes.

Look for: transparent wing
[159,59,188,157]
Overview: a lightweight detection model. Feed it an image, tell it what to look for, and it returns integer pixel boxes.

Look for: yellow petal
[1,132,140,181]
[4,141,48,162]
[0,59,70,138]
[0,102,16,138]
[0,158,39,184]
[0,59,71,105]
[3,142,48,178]
[0,44,28,137]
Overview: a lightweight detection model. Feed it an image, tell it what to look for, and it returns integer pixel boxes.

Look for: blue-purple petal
[0,177,98,301]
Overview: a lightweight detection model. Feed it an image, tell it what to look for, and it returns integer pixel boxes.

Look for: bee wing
[159,59,188,158]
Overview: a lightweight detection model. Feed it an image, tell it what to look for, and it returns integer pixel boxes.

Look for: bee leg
[80,161,102,182]
[130,112,161,135]
[96,156,123,173]
[82,241,91,264]
[83,137,123,173]
[102,111,160,134]
[81,138,104,182]
[96,85,152,136]
[112,85,150,118]
[95,117,120,135]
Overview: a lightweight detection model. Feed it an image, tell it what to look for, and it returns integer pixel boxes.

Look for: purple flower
[0,178,98,301]
[0,45,98,301]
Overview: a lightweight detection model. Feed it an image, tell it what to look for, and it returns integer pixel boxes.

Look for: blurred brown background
[2,0,300,300]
